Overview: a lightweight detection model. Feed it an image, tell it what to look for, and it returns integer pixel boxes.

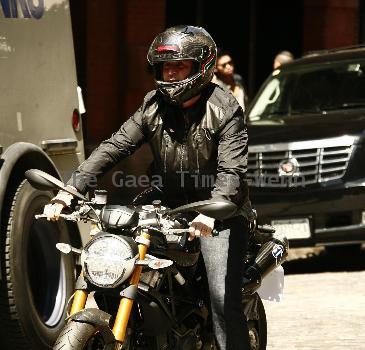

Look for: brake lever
[165,228,219,236]
[34,213,78,221]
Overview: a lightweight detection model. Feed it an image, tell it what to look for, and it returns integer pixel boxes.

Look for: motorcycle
[25,169,289,350]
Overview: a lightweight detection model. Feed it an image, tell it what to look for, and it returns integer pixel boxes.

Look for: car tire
[0,180,74,349]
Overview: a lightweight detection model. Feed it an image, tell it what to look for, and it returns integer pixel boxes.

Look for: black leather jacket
[69,83,250,213]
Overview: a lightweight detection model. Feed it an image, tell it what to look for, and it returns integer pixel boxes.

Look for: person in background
[213,48,248,111]
[273,50,294,69]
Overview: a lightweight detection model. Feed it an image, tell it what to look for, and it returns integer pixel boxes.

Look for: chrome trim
[248,135,357,153]
[41,138,77,154]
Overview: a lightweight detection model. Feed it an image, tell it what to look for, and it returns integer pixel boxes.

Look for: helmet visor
[153,60,199,82]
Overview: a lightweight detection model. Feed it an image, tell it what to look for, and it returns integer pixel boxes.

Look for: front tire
[54,320,131,350]
[0,180,74,349]
[54,321,101,350]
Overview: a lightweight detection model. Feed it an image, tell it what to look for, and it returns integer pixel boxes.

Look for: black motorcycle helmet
[147,25,217,105]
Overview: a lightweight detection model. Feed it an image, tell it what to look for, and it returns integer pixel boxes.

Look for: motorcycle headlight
[81,233,138,288]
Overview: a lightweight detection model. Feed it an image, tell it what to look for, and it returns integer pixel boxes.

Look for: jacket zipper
[181,115,188,173]
[180,144,185,172]
[163,133,169,175]
[196,149,200,174]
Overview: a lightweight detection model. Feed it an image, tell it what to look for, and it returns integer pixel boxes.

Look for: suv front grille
[247,136,355,188]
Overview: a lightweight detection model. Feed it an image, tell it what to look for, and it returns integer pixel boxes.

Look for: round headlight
[81,233,138,288]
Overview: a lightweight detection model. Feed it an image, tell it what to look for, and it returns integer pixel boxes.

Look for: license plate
[271,218,311,239]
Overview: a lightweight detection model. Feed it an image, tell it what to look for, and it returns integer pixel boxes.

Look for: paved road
[263,247,365,350]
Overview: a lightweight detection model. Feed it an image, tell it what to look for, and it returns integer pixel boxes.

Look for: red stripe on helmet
[201,53,215,78]
[156,45,180,52]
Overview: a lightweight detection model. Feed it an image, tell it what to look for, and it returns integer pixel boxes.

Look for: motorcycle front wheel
[53,320,138,350]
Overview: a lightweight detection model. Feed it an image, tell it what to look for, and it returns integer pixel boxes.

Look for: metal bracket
[135,235,150,246]
[120,285,138,300]
[75,275,88,290]
[135,254,173,270]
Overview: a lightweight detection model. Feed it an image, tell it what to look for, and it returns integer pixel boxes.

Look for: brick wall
[83,0,166,202]
[84,0,165,149]
[303,0,359,51]
[120,0,165,119]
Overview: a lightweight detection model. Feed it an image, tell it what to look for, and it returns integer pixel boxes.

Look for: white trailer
[0,1,85,348]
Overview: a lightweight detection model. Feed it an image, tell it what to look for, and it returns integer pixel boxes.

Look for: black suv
[247,46,365,248]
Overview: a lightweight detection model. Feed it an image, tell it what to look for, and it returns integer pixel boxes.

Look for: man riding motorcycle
[44,25,253,349]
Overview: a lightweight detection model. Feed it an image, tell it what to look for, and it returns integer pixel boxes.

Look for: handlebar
[142,225,219,237]
[36,212,220,237]
[165,228,220,237]
[35,213,99,224]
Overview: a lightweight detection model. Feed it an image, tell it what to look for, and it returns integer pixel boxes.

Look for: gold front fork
[112,230,150,343]
[69,272,89,315]
[69,229,95,316]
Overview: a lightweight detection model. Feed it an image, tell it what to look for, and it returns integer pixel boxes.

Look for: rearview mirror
[164,199,237,221]
[25,169,87,201]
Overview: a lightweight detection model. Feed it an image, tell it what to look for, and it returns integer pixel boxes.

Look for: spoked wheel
[244,293,267,350]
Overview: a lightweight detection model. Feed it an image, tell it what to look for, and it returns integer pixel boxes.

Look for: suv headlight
[81,233,138,288]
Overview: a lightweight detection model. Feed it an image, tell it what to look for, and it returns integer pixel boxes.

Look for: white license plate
[271,218,311,239]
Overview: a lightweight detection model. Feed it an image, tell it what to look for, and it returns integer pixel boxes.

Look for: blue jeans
[200,216,250,350]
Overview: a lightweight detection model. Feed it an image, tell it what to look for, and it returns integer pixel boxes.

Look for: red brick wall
[120,0,166,118]
[85,0,165,148]
[303,0,359,51]
[83,0,166,201]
